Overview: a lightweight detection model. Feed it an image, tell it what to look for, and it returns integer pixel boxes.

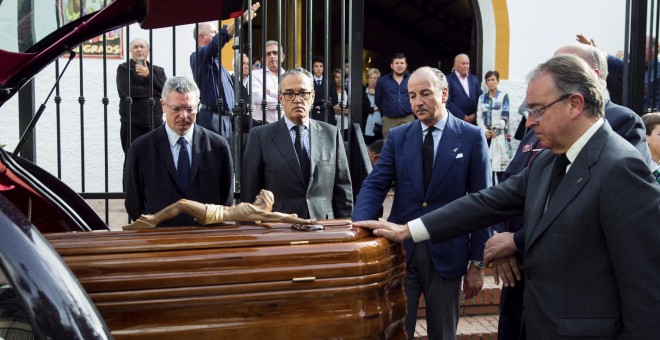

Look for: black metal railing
[12,0,657,227]
[39,0,368,225]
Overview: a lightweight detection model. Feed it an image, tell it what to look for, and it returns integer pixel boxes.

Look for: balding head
[453,54,470,77]
[554,44,608,81]
[194,22,218,47]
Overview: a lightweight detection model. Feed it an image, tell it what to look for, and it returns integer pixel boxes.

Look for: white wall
[476,0,627,152]
[506,0,626,81]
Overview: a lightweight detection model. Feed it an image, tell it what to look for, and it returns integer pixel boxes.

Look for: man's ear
[568,93,586,119]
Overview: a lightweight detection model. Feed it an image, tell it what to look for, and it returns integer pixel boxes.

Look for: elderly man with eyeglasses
[124,76,233,227]
[241,67,353,220]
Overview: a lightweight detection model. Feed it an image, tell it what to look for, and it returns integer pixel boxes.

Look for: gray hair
[161,76,200,101]
[279,67,314,90]
[265,40,282,51]
[410,66,448,93]
[129,38,150,50]
[528,54,605,118]
[193,22,216,40]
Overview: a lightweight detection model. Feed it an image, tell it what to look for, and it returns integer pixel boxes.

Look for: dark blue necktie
[423,126,436,190]
[294,125,310,184]
[177,137,190,192]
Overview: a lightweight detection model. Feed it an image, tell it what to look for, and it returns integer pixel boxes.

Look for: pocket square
[456,153,464,159]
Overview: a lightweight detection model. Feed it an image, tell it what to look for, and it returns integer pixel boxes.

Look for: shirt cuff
[408,218,431,242]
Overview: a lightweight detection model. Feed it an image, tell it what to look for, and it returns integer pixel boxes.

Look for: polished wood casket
[46,221,407,339]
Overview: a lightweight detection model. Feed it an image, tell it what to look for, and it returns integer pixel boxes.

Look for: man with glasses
[124,76,233,227]
[356,54,660,339]
[250,40,286,125]
[486,43,653,340]
[241,68,353,220]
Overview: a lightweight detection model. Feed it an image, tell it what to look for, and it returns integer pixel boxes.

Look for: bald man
[190,3,260,144]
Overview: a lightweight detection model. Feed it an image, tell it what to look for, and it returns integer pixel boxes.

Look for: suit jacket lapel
[309,120,323,187]
[155,126,179,187]
[189,126,205,183]
[526,125,605,250]
[402,120,425,196]
[426,115,462,197]
[271,119,307,186]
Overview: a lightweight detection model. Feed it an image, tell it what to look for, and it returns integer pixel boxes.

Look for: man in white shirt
[251,40,285,124]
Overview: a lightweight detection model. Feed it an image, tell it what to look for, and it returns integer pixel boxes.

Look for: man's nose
[525,116,537,129]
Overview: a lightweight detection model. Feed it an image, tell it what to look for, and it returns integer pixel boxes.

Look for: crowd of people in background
[117,2,660,337]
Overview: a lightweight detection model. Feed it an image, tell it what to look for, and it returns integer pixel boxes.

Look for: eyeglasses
[165,102,199,115]
[527,93,571,121]
[281,92,312,101]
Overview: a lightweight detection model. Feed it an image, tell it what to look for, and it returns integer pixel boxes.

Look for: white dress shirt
[251,68,284,124]
[165,124,194,169]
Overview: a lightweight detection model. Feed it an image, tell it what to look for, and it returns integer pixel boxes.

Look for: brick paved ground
[414,315,499,340]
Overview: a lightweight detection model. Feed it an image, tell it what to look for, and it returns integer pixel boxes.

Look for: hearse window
[0,267,34,340]
[0,0,108,53]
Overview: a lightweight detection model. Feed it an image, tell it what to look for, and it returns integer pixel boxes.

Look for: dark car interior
[0,148,107,233]
[0,269,34,340]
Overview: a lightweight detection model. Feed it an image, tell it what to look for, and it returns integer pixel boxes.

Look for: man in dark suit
[310,55,330,122]
[446,53,482,124]
[353,66,492,339]
[241,67,353,220]
[356,54,660,339]
[116,38,167,155]
[124,76,233,227]
[489,42,654,340]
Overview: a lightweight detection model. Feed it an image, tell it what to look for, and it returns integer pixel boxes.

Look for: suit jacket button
[525,273,531,280]
[422,202,428,207]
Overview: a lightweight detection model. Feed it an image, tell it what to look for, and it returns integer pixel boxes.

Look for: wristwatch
[470,260,485,269]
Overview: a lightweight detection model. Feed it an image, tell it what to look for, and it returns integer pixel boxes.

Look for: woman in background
[476,70,511,184]
[330,68,350,139]
[362,68,382,144]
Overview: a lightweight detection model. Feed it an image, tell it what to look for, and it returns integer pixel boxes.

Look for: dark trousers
[498,257,525,340]
[405,241,461,340]
[121,123,157,154]
[197,109,232,145]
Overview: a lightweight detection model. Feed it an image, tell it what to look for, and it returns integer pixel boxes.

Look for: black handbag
[373,122,383,137]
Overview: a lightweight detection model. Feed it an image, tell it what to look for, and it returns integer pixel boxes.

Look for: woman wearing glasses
[476,70,511,184]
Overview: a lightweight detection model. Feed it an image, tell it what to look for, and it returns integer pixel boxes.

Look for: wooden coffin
[46,221,407,339]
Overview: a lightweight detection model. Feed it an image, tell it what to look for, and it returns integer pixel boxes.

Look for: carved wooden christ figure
[123,189,316,229]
